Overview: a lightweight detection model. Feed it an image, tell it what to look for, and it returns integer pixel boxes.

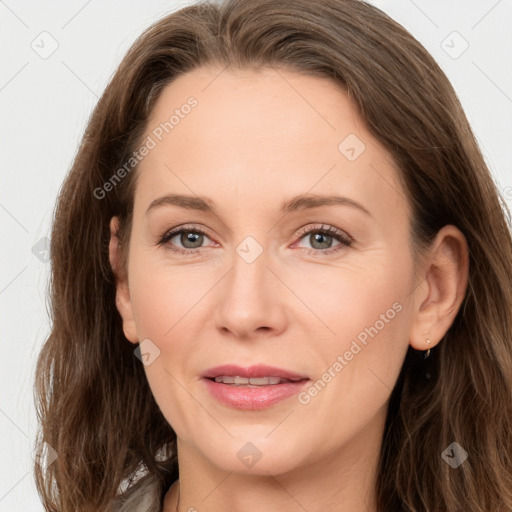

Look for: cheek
[296,279,409,437]
[128,257,208,376]
[291,261,407,341]
[128,252,198,339]
[128,266,201,435]
[295,259,411,397]
[131,279,174,340]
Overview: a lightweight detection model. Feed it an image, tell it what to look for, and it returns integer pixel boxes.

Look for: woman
[33,0,512,510]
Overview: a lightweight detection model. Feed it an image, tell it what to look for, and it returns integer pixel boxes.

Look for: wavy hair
[33,0,512,510]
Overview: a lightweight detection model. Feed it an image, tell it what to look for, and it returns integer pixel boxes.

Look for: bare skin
[108,65,469,512]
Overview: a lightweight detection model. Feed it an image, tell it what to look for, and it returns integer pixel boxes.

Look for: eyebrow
[145,193,372,217]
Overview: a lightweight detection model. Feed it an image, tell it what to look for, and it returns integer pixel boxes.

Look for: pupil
[182,232,202,248]
[312,233,331,249]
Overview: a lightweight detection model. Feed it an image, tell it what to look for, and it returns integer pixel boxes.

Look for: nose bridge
[214,233,285,336]
[229,234,271,307]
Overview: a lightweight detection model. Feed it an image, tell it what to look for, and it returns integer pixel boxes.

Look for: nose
[213,242,287,341]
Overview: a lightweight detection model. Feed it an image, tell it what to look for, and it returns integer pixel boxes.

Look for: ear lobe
[109,216,138,344]
[409,225,469,351]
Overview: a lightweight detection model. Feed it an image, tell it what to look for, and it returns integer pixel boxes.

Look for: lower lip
[202,378,310,410]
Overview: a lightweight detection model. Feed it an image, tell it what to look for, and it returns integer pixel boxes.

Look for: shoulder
[110,472,163,512]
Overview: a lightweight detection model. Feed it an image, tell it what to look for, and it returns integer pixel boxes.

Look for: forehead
[133,65,408,223]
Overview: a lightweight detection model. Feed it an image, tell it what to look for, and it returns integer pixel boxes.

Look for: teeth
[214,376,288,385]
[250,377,282,385]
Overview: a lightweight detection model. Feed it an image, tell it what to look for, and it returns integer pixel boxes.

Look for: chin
[194,431,308,476]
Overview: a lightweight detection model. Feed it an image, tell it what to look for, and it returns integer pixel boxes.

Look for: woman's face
[111,65,424,476]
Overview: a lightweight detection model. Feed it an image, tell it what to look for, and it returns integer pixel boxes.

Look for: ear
[409,225,469,351]
[109,216,138,344]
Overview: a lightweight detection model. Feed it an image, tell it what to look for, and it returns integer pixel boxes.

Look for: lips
[201,364,310,410]
[201,364,309,381]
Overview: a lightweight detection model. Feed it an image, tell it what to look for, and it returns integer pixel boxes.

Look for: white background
[1,0,511,510]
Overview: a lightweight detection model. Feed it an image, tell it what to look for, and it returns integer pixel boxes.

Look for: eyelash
[157,223,353,256]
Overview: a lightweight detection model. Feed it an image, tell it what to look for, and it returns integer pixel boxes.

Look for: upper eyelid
[163,224,214,240]
[296,223,350,237]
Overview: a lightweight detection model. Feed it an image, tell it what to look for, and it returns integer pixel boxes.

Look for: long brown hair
[33,0,512,510]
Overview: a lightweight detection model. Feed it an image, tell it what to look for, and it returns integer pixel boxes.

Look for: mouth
[201,364,309,381]
[201,364,311,410]
[210,375,305,386]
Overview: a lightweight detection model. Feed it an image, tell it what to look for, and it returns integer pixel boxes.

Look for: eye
[157,223,353,256]
[293,224,353,256]
[157,224,213,255]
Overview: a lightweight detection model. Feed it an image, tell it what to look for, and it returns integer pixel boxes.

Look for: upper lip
[201,364,309,381]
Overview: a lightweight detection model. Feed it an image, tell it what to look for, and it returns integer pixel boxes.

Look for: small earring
[424,337,431,359]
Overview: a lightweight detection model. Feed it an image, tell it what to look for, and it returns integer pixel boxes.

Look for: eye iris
[181,231,203,248]
[310,232,332,250]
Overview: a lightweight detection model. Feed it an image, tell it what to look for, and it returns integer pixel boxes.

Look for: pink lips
[201,364,310,410]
